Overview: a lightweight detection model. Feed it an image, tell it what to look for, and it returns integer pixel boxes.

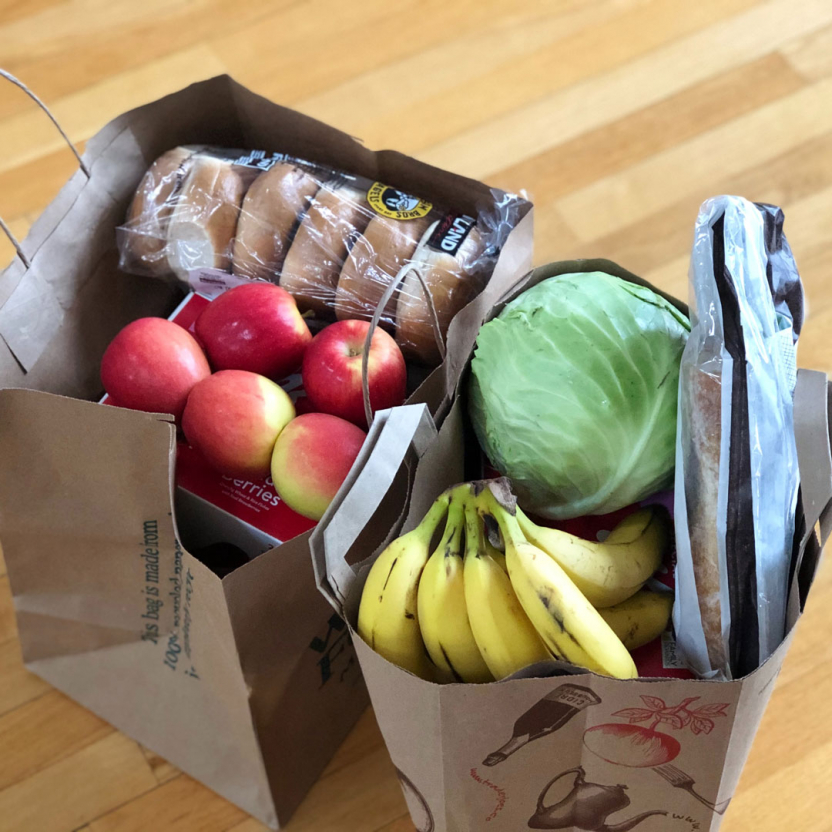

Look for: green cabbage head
[468,272,690,519]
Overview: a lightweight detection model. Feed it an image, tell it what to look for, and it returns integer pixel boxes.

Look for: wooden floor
[2,1,832,829]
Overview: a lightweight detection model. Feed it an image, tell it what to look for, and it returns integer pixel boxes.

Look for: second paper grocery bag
[311,255,831,832]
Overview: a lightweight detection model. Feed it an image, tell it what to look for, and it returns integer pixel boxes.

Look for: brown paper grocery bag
[0,389,370,828]
[312,263,832,832]
[0,74,530,828]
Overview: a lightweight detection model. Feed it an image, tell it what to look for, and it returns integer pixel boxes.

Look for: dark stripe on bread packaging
[711,213,760,678]
[758,203,805,340]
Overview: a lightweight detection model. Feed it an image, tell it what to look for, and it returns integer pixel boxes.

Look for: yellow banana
[516,505,670,608]
[485,540,508,573]
[598,589,673,650]
[463,500,551,679]
[358,492,451,680]
[479,487,637,679]
[418,494,493,683]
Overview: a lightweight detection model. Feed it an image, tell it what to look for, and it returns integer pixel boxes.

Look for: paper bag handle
[310,403,437,615]
[794,370,832,546]
[361,246,446,428]
[0,69,91,269]
[786,369,832,620]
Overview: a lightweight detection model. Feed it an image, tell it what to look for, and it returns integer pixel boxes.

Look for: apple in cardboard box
[183,370,295,479]
[195,282,312,380]
[271,413,366,521]
[100,317,211,421]
[301,320,406,427]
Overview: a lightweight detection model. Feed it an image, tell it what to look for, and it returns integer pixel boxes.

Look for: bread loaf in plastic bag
[117,146,521,365]
[673,196,803,680]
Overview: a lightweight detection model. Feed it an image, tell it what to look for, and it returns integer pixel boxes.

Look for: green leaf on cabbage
[468,272,690,519]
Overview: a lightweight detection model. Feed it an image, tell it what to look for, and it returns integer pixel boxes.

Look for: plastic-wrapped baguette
[674,196,804,680]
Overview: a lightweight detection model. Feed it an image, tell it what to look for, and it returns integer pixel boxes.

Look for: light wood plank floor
[2,2,832,829]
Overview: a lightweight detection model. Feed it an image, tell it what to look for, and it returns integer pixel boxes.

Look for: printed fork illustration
[653,764,732,815]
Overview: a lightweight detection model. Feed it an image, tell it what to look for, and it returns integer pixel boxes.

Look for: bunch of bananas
[357,479,673,682]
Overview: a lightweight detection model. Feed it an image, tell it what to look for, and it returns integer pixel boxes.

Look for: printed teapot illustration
[528,766,666,831]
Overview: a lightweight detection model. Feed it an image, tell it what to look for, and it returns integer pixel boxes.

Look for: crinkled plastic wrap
[117,145,522,366]
[674,196,803,680]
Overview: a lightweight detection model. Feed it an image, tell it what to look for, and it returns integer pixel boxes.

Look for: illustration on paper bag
[483,683,602,766]
[528,766,666,830]
[584,695,731,814]
[395,767,435,832]
[473,686,732,826]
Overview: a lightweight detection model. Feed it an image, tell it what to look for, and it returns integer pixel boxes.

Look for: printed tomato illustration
[583,723,681,767]
[584,696,729,768]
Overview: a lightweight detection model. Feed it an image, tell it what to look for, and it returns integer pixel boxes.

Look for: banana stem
[413,484,473,546]
[463,498,483,560]
[438,493,466,553]
[476,486,526,549]
[413,491,452,545]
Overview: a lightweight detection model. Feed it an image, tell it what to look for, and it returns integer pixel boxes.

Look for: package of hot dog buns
[117,145,522,366]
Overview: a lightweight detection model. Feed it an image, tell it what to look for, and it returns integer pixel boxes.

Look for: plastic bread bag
[117,146,523,366]
[673,196,804,680]
[118,146,294,281]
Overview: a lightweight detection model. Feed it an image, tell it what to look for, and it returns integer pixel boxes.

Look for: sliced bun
[232,163,320,281]
[280,183,370,316]
[121,147,195,276]
[395,223,488,364]
[166,156,246,282]
[335,214,430,329]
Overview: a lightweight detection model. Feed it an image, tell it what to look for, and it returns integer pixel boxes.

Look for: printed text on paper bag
[139,520,200,679]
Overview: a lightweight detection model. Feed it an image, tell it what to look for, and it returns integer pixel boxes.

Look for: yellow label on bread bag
[367,182,432,220]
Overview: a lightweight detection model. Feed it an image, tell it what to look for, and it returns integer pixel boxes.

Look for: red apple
[270,413,366,521]
[101,317,210,420]
[195,282,312,379]
[182,370,295,478]
[301,320,406,427]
